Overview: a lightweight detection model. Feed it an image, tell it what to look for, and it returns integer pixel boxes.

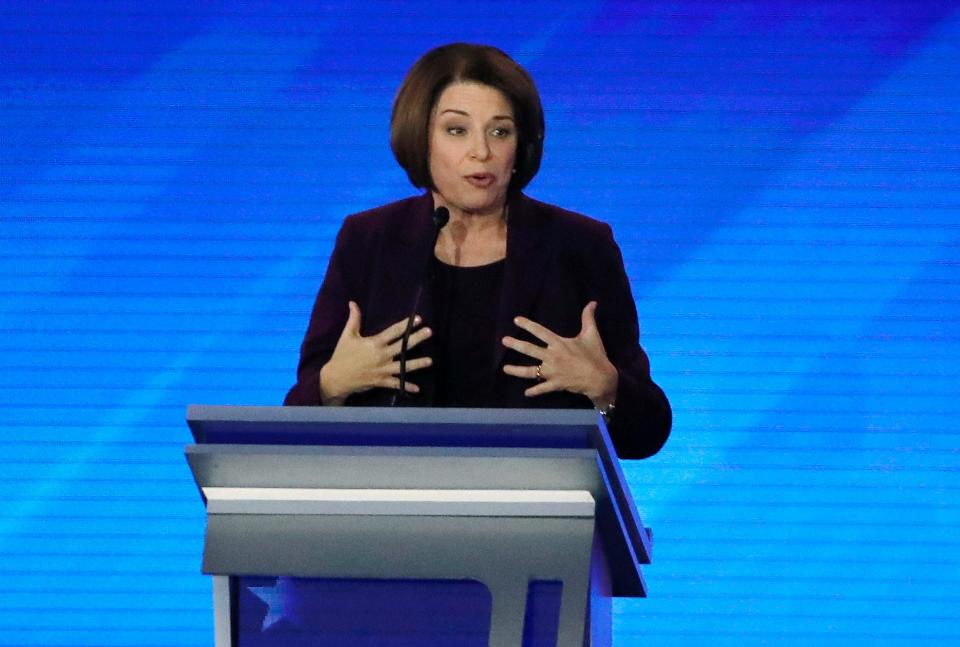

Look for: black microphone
[393,206,449,405]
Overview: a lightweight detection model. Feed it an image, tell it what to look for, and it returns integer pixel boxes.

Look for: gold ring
[536,364,543,380]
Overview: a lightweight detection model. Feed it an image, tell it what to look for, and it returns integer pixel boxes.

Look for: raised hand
[319,301,432,405]
[502,301,618,407]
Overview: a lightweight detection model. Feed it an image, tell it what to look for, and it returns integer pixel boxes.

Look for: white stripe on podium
[203,487,595,517]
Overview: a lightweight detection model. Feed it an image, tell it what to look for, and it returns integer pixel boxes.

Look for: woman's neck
[432,198,508,267]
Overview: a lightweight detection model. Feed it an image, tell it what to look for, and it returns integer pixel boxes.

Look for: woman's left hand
[502,301,619,407]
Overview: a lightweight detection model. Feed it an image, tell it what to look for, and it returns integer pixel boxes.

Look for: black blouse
[430,256,506,407]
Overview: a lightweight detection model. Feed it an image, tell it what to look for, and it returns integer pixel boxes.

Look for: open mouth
[465,173,495,188]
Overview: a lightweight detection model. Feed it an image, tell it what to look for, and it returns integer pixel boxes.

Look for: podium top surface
[188,405,602,449]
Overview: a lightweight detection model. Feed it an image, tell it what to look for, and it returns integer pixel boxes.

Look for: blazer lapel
[374,193,438,328]
[493,194,553,370]
[369,193,438,406]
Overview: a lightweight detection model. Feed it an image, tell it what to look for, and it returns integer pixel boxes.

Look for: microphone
[393,206,449,405]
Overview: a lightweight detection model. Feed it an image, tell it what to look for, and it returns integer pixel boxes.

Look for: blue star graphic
[248,577,303,631]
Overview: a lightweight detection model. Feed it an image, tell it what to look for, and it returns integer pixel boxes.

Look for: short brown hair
[391,43,545,194]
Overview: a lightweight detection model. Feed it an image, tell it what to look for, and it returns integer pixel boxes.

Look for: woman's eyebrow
[439,108,514,121]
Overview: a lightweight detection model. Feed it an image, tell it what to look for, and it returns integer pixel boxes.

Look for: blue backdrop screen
[2,1,959,645]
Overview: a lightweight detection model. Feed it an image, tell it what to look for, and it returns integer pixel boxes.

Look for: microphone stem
[393,206,449,406]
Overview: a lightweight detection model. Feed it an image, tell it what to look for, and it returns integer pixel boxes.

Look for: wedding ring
[536,364,544,380]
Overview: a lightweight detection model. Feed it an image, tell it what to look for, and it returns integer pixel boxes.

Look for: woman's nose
[469,133,491,160]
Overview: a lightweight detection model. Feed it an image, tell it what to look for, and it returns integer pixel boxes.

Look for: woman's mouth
[465,173,495,188]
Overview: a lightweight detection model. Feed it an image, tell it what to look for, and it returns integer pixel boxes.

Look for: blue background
[2,1,959,644]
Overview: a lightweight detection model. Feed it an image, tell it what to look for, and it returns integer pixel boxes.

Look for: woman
[284,43,671,459]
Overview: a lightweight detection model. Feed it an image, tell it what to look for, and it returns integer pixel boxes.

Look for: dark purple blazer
[284,192,671,459]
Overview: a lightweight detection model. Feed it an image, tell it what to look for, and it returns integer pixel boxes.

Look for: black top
[431,256,506,407]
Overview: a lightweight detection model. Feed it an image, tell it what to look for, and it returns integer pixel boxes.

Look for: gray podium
[185,405,653,647]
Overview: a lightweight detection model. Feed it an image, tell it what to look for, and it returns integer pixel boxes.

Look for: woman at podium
[284,43,671,459]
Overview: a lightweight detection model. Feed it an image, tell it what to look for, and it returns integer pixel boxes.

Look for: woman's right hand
[319,301,433,405]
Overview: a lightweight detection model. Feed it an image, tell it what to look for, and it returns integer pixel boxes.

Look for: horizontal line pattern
[2,1,960,645]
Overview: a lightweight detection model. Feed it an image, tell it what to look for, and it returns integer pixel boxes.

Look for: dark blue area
[522,580,563,647]
[194,420,592,449]
[237,576,490,647]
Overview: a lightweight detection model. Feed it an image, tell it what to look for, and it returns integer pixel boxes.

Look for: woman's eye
[446,126,466,136]
[491,127,513,138]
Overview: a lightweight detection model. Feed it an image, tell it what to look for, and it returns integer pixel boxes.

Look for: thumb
[342,301,361,337]
[580,301,598,335]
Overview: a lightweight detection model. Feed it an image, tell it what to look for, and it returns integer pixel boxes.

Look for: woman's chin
[444,194,508,218]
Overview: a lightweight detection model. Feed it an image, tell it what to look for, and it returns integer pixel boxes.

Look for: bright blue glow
[2,1,959,644]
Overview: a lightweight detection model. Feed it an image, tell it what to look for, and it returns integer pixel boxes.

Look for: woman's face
[428,82,517,217]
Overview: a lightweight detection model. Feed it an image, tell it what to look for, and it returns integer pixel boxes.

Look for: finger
[501,336,547,360]
[524,380,559,397]
[341,301,361,337]
[387,326,432,357]
[580,301,598,334]
[513,316,560,344]
[503,363,540,380]
[380,377,421,393]
[387,356,433,374]
[406,325,432,350]
[377,314,421,344]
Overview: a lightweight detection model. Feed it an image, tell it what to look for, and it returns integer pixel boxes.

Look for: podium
[185,405,653,647]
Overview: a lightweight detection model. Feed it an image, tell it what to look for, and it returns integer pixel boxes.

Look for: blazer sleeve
[283,220,359,406]
[589,224,672,459]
